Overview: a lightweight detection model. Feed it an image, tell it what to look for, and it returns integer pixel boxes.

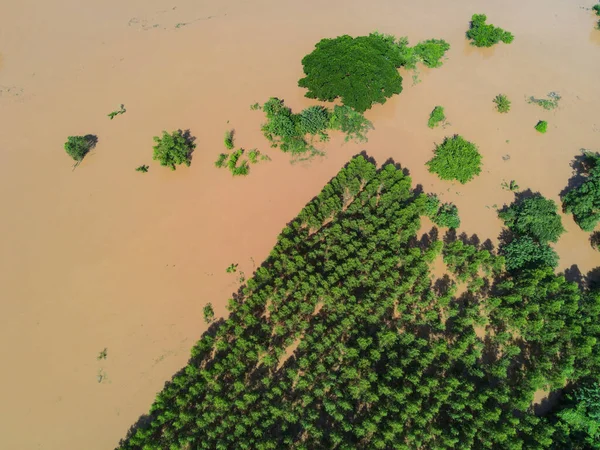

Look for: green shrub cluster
[118,155,600,450]
[64,135,96,163]
[466,14,514,47]
[427,106,446,128]
[259,98,373,153]
[215,148,268,176]
[563,152,600,231]
[298,33,450,112]
[152,130,195,170]
[528,92,561,110]
[535,120,548,134]
[223,130,235,150]
[493,94,511,113]
[203,303,215,324]
[135,165,149,173]
[426,135,482,184]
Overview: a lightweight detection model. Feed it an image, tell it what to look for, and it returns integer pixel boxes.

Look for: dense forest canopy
[119,155,600,450]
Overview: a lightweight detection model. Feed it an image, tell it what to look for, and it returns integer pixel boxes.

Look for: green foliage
[502,235,559,270]
[250,102,261,110]
[493,94,511,113]
[224,129,235,150]
[594,4,600,16]
[214,153,229,168]
[260,98,372,152]
[64,135,96,163]
[535,120,548,134]
[591,232,600,251]
[498,194,565,243]
[501,180,520,191]
[528,92,561,110]
[247,149,261,164]
[298,105,330,137]
[427,135,482,184]
[412,39,451,68]
[562,153,600,231]
[329,105,373,142]
[118,155,598,450]
[226,263,238,273]
[203,303,215,324]
[423,193,441,218]
[466,14,514,47]
[97,348,108,360]
[152,130,195,170]
[107,104,126,120]
[298,33,405,112]
[427,106,446,128]
[433,203,461,229]
[555,382,600,448]
[227,149,249,176]
[135,165,149,173]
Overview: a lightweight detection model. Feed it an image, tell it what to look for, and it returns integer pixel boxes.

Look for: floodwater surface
[0,0,599,448]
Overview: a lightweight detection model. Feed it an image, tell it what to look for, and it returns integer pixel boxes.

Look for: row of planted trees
[118,155,600,450]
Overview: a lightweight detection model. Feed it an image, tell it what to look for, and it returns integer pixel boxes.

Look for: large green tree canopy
[298,34,405,112]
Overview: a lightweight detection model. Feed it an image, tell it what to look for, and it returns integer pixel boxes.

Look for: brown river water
[0,0,599,448]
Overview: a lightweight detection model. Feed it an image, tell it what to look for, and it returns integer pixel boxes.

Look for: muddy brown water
[1,1,599,448]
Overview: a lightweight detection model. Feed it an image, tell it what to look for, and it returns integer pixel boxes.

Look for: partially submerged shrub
[64,135,97,163]
[248,149,261,164]
[329,105,373,142]
[203,303,215,324]
[152,130,195,170]
[528,92,561,110]
[427,135,482,184]
[427,106,446,128]
[224,130,235,150]
[412,39,451,68]
[215,153,229,168]
[502,235,559,270]
[498,194,565,243]
[135,165,149,173]
[228,149,250,176]
[107,104,126,120]
[260,98,372,152]
[594,4,600,15]
[535,120,548,134]
[562,152,600,231]
[493,94,511,113]
[466,14,514,47]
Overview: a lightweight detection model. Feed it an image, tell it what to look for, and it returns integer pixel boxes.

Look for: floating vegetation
[135,165,149,173]
[226,263,238,273]
[97,348,108,360]
[224,129,235,150]
[466,14,514,47]
[501,180,520,192]
[527,92,561,110]
[107,104,126,120]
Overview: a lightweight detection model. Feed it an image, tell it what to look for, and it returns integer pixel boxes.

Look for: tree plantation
[118,155,600,450]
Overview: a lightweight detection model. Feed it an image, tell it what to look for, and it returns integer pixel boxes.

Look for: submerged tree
[152,130,195,170]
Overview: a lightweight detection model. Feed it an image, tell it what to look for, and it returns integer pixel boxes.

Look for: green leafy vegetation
[224,129,235,150]
[412,39,451,68]
[423,194,461,228]
[97,348,108,360]
[135,165,149,173]
[562,152,600,231]
[259,98,372,154]
[427,135,482,184]
[501,180,520,191]
[499,194,565,243]
[214,153,229,168]
[203,303,215,324]
[528,92,561,110]
[227,149,249,176]
[466,14,514,47]
[118,155,600,450]
[298,33,449,112]
[107,104,126,120]
[535,120,548,134]
[226,263,238,273]
[595,4,600,15]
[427,106,446,128]
[493,94,511,113]
[152,130,195,170]
[64,135,97,163]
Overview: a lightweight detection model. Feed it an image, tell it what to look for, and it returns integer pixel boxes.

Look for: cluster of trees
[258,97,373,154]
[467,14,514,47]
[427,106,446,129]
[152,130,195,170]
[298,33,450,112]
[118,155,600,450]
